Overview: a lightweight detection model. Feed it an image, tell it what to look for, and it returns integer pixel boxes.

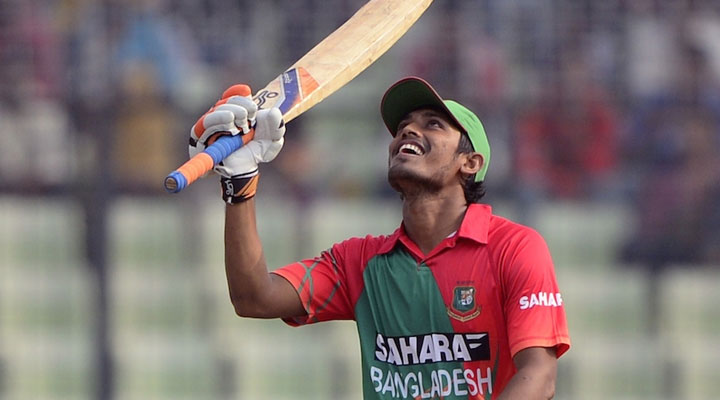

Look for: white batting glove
[189,84,286,203]
[217,107,285,175]
[189,88,257,175]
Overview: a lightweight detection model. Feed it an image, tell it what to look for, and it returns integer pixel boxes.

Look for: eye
[427,118,443,128]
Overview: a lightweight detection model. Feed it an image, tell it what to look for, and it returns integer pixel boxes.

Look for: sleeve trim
[510,336,571,359]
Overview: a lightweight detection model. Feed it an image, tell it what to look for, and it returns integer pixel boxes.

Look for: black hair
[456,133,486,203]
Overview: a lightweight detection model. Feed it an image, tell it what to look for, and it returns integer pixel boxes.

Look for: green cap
[380,77,491,182]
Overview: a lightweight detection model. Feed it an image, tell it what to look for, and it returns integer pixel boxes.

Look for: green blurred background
[1,0,719,399]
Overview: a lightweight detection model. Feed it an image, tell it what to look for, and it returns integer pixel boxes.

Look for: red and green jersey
[273,204,570,399]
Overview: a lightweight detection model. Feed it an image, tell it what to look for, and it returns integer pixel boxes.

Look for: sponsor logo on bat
[254,90,279,109]
[253,67,320,114]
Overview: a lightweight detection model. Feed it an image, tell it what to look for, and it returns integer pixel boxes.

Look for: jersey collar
[457,203,491,244]
[378,203,492,255]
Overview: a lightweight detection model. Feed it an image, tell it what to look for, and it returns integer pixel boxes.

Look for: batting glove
[189,84,286,203]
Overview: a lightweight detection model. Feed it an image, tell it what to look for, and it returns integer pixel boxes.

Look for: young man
[189,77,571,399]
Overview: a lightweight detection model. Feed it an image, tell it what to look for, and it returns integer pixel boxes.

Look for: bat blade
[164,0,434,193]
[256,0,434,121]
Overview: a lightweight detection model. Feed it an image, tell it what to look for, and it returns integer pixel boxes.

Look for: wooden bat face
[251,0,434,122]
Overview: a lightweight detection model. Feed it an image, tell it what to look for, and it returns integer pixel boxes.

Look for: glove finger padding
[200,109,241,137]
[254,108,285,141]
[225,96,258,128]
[188,109,238,161]
[219,107,285,175]
[213,104,251,135]
[191,93,257,142]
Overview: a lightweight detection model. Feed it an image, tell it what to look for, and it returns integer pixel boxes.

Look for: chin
[388,165,417,184]
[387,167,442,195]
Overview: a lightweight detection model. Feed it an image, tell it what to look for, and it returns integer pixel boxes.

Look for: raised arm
[189,84,305,319]
[224,200,305,318]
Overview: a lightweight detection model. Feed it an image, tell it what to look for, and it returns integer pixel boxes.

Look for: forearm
[224,199,274,317]
[498,348,557,400]
[189,86,297,318]
[497,370,555,400]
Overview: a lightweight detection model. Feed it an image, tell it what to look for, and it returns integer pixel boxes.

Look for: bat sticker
[279,67,320,114]
[253,90,279,109]
[255,67,320,114]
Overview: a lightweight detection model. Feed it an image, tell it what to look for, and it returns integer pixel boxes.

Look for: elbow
[229,295,264,318]
[545,382,556,400]
[231,300,250,317]
[542,371,557,399]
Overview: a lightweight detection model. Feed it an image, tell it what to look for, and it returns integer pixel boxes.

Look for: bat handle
[164,134,247,193]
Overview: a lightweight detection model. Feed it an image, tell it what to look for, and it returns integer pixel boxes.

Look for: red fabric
[273,205,570,398]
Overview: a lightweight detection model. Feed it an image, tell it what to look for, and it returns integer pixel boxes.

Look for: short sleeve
[501,228,571,358]
[272,242,355,326]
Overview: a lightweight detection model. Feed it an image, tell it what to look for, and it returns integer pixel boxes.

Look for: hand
[189,84,286,203]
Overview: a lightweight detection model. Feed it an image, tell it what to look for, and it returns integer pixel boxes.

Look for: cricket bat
[164,0,434,193]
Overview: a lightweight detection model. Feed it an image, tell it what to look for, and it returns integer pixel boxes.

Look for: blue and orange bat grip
[164,133,254,193]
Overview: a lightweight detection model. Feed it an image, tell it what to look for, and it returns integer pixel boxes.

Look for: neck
[401,190,468,255]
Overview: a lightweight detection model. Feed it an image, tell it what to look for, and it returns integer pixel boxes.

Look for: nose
[396,121,420,138]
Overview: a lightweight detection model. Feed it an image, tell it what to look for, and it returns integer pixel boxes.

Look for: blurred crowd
[1,0,719,267]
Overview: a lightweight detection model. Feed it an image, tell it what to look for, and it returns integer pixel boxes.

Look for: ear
[460,152,484,177]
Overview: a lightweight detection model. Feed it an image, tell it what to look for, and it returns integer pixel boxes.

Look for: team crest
[447,286,481,322]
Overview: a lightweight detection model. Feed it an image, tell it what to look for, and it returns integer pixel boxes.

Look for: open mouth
[398,142,425,156]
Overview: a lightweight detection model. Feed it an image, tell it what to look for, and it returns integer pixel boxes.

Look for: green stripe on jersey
[355,248,467,399]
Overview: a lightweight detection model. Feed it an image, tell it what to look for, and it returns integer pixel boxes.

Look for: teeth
[399,143,423,155]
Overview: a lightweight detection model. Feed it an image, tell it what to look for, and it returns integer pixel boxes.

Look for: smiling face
[387,107,471,197]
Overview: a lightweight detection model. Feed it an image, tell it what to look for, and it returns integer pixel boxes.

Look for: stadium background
[1,0,719,399]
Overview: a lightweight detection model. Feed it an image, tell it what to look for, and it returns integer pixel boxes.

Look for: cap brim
[380,77,466,136]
